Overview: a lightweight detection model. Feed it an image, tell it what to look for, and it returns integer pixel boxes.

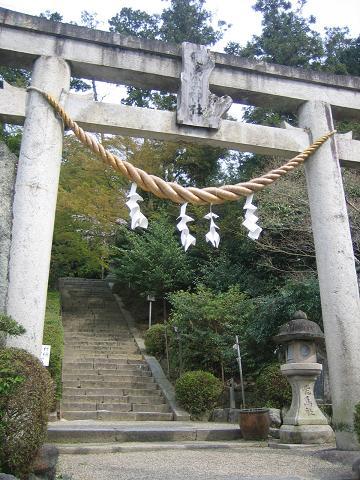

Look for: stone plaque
[177,42,232,129]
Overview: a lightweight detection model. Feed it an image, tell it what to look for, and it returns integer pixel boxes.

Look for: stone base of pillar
[279,424,335,444]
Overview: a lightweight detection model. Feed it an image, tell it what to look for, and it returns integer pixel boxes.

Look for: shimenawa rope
[27,86,336,206]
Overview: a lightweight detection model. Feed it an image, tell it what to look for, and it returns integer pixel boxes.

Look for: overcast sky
[1,0,359,51]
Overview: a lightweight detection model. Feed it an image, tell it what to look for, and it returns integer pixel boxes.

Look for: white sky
[1,0,359,49]
[1,0,359,113]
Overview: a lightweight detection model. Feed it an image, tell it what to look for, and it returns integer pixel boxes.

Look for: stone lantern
[273,311,335,444]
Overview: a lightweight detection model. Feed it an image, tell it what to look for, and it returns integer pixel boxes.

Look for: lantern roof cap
[273,310,324,344]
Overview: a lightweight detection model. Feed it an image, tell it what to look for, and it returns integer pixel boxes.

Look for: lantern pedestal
[279,363,335,444]
[273,311,335,445]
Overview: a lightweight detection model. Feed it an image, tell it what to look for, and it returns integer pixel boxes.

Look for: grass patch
[43,290,63,401]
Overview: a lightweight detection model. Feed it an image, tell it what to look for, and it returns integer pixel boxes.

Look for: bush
[168,285,254,377]
[0,348,55,478]
[175,370,223,418]
[144,323,167,357]
[43,290,64,400]
[256,363,292,409]
[354,402,360,443]
[0,313,26,337]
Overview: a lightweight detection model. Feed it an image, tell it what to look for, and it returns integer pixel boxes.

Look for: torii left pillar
[6,56,70,357]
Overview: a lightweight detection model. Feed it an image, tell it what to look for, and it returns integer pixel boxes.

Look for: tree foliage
[109,0,228,110]
[168,285,255,376]
[50,136,128,284]
[226,0,323,68]
[113,216,193,298]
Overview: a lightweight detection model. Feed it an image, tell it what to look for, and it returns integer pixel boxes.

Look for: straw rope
[28,86,336,206]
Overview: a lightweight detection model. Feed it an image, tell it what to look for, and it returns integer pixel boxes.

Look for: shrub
[43,291,64,400]
[256,363,292,409]
[354,402,360,443]
[168,285,254,377]
[175,370,223,418]
[0,313,26,337]
[0,348,55,478]
[144,323,167,357]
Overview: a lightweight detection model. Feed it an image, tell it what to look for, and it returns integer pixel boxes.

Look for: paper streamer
[126,183,148,230]
[204,208,220,248]
[177,203,196,251]
[242,194,262,240]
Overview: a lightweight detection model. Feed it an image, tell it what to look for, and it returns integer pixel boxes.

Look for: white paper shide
[242,194,262,240]
[204,209,220,248]
[177,203,196,251]
[126,183,148,230]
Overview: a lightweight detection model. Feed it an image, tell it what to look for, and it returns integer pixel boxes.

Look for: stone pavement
[57,446,355,480]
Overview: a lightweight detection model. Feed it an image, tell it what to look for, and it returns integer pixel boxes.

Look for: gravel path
[57,446,353,480]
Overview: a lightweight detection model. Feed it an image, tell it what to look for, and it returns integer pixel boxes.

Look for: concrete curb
[112,292,190,421]
[47,422,242,444]
[55,440,265,455]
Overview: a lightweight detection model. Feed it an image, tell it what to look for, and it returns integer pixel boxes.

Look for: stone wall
[0,141,17,314]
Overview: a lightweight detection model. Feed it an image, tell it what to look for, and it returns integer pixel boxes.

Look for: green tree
[225,0,323,68]
[113,216,193,299]
[109,0,228,112]
[168,285,254,379]
[50,136,128,284]
[222,0,360,278]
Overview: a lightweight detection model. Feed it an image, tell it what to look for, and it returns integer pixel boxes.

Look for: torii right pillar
[299,101,360,450]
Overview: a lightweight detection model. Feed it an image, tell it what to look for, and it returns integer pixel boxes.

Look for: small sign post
[147,294,155,329]
[233,335,246,409]
[40,344,51,367]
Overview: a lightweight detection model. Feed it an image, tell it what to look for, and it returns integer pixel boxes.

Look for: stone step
[61,402,131,412]
[62,374,155,383]
[63,387,163,397]
[55,441,255,455]
[64,318,124,322]
[64,348,139,354]
[61,394,166,404]
[64,331,129,336]
[63,356,142,362]
[48,422,241,444]
[63,336,133,341]
[61,402,169,413]
[63,329,131,334]
[63,355,144,362]
[62,361,148,371]
[63,355,145,368]
[60,278,172,422]
[63,339,133,344]
[131,404,170,413]
[64,320,127,324]
[60,411,174,421]
[62,367,151,376]
[63,380,159,389]
[64,340,134,346]
[64,342,137,348]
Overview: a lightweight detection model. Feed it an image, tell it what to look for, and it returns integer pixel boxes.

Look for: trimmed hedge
[175,370,223,418]
[354,402,360,443]
[0,314,26,337]
[43,290,64,400]
[144,323,167,357]
[256,363,292,409]
[0,348,55,478]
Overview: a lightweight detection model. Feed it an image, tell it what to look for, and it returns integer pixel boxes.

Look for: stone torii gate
[0,9,359,449]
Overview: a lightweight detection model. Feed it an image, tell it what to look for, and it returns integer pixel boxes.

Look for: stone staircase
[59,278,173,421]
